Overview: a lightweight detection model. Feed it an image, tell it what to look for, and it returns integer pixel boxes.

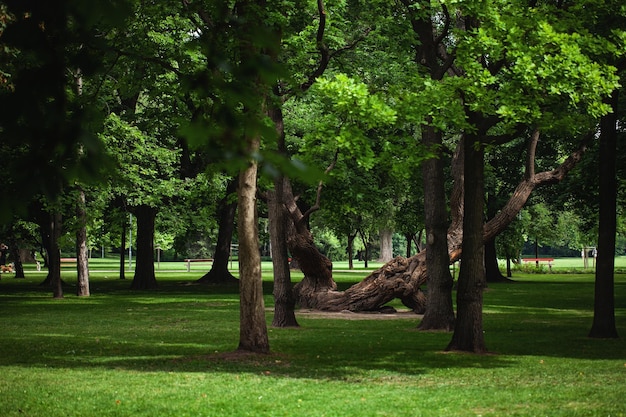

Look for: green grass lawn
[0,260,624,417]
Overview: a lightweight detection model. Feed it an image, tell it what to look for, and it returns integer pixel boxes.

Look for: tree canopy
[1,0,624,351]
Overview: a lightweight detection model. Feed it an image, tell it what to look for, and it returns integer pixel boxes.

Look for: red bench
[522,258,554,269]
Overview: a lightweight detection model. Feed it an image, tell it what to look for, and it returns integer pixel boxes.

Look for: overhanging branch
[298,150,339,226]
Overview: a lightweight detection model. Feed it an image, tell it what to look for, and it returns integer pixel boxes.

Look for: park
[1,1,625,416]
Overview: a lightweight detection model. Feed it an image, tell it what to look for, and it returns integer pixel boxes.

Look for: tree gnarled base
[294,255,427,313]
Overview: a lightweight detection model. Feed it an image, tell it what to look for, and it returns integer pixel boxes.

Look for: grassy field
[0,259,624,417]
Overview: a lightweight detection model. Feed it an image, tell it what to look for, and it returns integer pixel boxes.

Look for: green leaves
[315,74,397,127]
[452,2,619,132]
[307,73,396,169]
[100,113,182,207]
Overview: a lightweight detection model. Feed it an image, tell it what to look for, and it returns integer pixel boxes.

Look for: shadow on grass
[0,329,517,380]
[1,274,624,381]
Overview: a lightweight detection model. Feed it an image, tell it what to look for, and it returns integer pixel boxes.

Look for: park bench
[60,257,77,265]
[184,258,213,272]
[522,258,554,270]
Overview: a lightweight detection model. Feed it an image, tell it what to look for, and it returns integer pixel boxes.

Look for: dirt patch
[295,308,422,320]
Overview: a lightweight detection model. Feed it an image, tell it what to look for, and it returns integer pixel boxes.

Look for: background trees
[1,0,623,353]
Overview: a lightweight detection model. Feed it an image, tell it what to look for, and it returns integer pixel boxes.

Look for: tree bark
[358,229,371,268]
[286,177,337,307]
[485,237,508,282]
[589,92,619,339]
[418,125,455,331]
[485,187,508,283]
[379,228,394,262]
[347,231,357,270]
[269,180,299,328]
[119,217,126,280]
[404,233,413,258]
[47,212,63,299]
[76,186,90,296]
[237,135,270,353]
[8,238,25,278]
[446,135,487,353]
[267,99,299,328]
[197,177,238,285]
[130,205,158,290]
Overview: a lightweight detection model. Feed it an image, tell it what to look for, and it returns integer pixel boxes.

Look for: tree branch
[482,123,526,146]
[298,0,329,93]
[434,4,451,49]
[112,48,183,77]
[525,128,540,179]
[298,150,339,225]
[482,129,596,243]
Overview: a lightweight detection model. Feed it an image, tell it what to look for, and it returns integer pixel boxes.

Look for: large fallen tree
[288,130,592,312]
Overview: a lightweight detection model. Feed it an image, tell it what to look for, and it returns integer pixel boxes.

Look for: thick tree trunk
[286,178,337,307]
[289,221,336,308]
[269,180,299,328]
[237,136,270,353]
[379,228,394,262]
[418,125,455,330]
[130,205,158,290]
[197,178,238,285]
[485,238,509,283]
[76,187,90,296]
[485,189,508,283]
[292,255,428,312]
[8,239,25,278]
[589,92,619,339]
[267,99,299,328]
[37,208,64,296]
[446,135,487,353]
[404,233,413,258]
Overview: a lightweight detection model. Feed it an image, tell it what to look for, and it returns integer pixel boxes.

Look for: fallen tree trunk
[295,255,428,312]
[291,131,592,312]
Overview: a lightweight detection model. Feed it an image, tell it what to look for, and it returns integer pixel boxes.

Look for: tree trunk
[347,232,356,270]
[446,135,487,353]
[48,212,63,299]
[76,186,90,296]
[534,240,539,267]
[130,205,158,290]
[120,218,126,280]
[379,228,394,262]
[359,230,370,268]
[197,178,238,284]
[286,178,337,308]
[8,239,25,278]
[404,233,412,258]
[267,99,299,328]
[485,189,508,283]
[418,125,455,331]
[589,92,619,339]
[237,135,270,353]
[269,180,299,328]
[484,238,508,283]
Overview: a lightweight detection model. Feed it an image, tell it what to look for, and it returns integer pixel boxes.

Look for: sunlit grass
[0,262,624,416]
